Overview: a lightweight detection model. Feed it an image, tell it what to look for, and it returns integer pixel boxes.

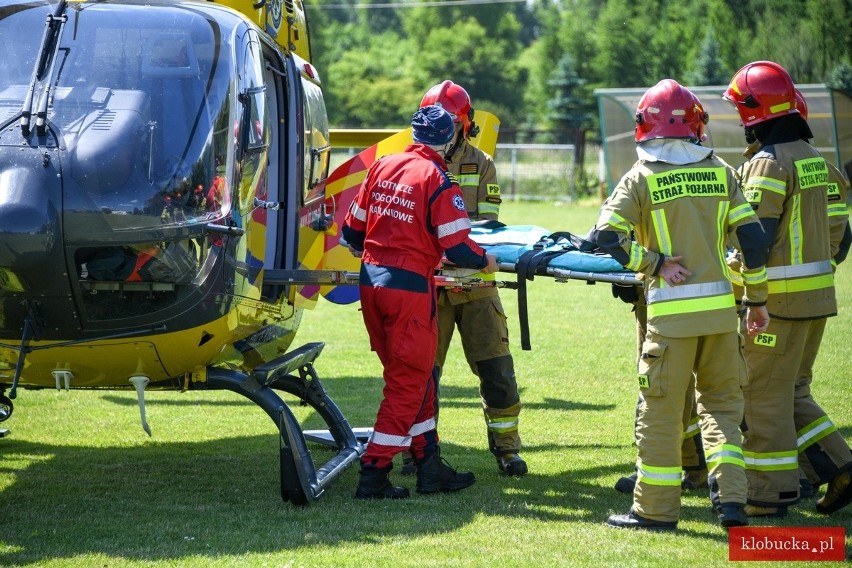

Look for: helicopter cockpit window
[302,78,330,205]
[0,3,247,322]
[238,31,269,154]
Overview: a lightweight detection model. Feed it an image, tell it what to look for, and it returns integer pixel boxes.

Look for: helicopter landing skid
[205,342,363,505]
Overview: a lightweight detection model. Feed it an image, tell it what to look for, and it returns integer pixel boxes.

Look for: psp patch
[452,195,466,211]
[638,373,650,389]
[753,333,776,348]
[486,183,500,196]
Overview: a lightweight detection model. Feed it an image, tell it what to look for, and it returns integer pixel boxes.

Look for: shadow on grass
[436,384,618,413]
[3,374,845,565]
[0,430,744,566]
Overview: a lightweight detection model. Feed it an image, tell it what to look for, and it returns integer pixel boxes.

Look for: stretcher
[447,221,640,350]
[269,222,639,350]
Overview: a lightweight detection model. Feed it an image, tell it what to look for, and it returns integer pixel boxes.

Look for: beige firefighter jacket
[597,155,767,338]
[740,140,837,319]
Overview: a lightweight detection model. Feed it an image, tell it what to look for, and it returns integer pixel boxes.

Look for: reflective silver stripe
[369,417,437,448]
[436,217,472,239]
[765,260,833,280]
[797,418,834,448]
[743,454,799,467]
[370,430,410,447]
[683,420,700,438]
[647,280,731,303]
[409,417,436,437]
[350,202,367,222]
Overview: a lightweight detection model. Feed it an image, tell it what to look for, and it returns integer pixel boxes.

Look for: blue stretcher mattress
[469,223,632,274]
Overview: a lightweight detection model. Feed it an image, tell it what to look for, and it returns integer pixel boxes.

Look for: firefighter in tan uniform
[724,63,852,518]
[612,289,708,495]
[413,80,526,476]
[595,79,770,531]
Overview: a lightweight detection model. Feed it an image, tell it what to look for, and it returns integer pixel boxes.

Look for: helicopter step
[205,342,364,505]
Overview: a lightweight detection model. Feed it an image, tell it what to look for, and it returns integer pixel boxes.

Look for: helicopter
[0,0,365,505]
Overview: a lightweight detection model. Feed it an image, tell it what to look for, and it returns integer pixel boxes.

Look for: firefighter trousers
[633,303,705,471]
[744,317,852,503]
[359,284,439,469]
[795,318,852,484]
[435,289,521,455]
[633,330,747,523]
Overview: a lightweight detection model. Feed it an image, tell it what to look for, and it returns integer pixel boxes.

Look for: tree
[591,0,652,89]
[544,54,590,138]
[827,62,852,96]
[688,29,729,86]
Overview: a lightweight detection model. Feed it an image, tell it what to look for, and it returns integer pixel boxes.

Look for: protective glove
[611,283,639,304]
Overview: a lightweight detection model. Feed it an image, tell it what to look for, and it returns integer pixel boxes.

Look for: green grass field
[1,200,850,567]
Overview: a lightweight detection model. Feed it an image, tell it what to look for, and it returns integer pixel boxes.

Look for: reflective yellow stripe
[742,266,767,285]
[487,417,519,434]
[743,450,799,471]
[797,416,837,452]
[637,460,682,486]
[602,210,631,233]
[728,201,758,224]
[683,416,701,440]
[789,193,803,265]
[767,273,834,294]
[705,443,745,468]
[647,293,735,317]
[478,202,499,216]
[716,202,728,278]
[457,174,480,186]
[648,280,731,303]
[828,203,849,217]
[626,241,644,272]
[745,176,786,196]
[652,209,672,255]
[769,100,793,115]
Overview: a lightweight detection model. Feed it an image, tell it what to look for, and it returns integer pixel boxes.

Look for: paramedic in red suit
[341,105,499,499]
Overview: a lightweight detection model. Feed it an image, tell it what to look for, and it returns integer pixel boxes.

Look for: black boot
[416,449,476,494]
[355,465,410,500]
[614,472,637,494]
[714,503,748,528]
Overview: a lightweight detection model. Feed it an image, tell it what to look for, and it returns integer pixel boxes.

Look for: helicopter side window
[301,78,330,205]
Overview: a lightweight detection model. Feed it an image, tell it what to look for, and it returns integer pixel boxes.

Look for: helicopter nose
[0,165,57,233]
[0,149,70,336]
[0,160,61,269]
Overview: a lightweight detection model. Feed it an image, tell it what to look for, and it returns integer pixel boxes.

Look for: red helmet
[723,61,797,127]
[794,89,808,121]
[634,79,709,143]
[420,80,478,139]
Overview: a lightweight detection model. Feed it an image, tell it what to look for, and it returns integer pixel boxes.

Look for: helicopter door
[261,58,281,274]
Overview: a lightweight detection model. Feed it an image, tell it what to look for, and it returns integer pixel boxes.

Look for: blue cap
[411,105,455,145]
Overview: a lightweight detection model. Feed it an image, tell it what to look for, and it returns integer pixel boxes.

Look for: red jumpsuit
[342,144,488,469]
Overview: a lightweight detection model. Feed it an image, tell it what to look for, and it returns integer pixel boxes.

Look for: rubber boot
[354,465,410,500]
[416,448,476,494]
